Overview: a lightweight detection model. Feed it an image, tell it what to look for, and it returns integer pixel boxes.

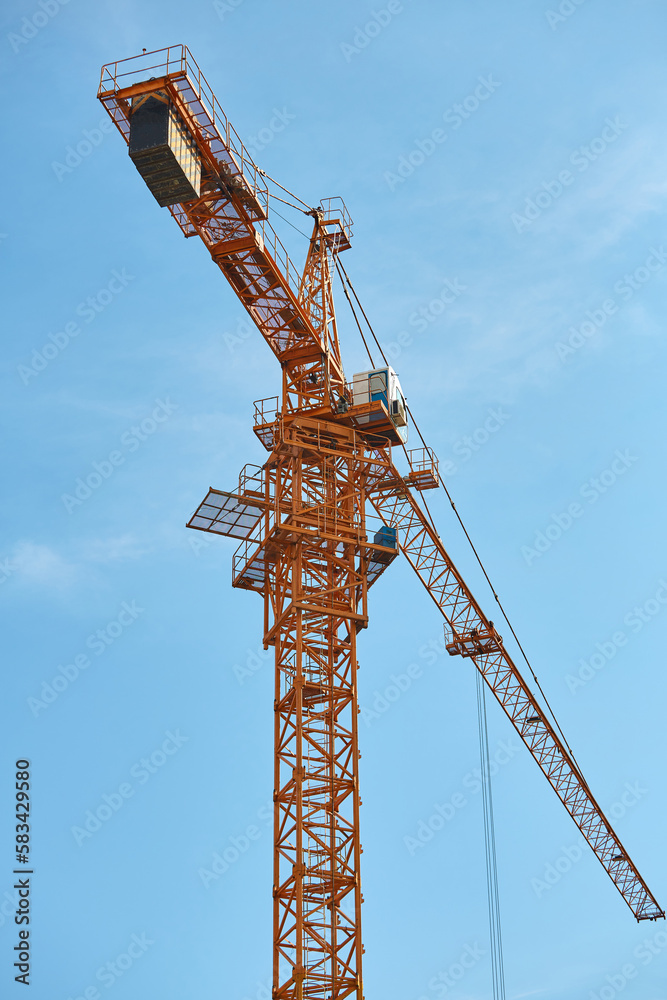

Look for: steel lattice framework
[98,43,664,1000]
[268,432,366,1000]
[363,452,663,922]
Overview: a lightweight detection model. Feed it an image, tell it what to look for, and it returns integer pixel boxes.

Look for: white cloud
[5,533,154,592]
[79,533,152,563]
[10,541,78,587]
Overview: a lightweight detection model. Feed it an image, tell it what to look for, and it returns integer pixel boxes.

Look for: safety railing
[238,463,264,499]
[98,46,324,325]
[232,510,268,590]
[405,447,439,491]
[98,44,268,218]
[253,396,280,427]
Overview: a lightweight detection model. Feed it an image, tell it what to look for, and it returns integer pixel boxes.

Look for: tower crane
[98,45,664,1000]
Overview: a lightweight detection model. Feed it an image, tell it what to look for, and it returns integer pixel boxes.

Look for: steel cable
[476,670,507,1000]
[335,257,589,781]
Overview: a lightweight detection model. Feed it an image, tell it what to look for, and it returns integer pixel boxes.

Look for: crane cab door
[369,370,389,409]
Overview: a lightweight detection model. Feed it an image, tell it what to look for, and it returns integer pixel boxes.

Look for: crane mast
[98,44,663,1000]
[268,423,366,998]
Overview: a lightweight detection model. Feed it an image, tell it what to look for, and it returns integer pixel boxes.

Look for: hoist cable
[271,192,312,214]
[271,207,310,240]
[335,260,379,371]
[335,257,587,780]
[476,671,507,1000]
[257,167,313,212]
[339,253,512,995]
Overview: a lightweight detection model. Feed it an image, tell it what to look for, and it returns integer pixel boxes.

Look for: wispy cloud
[79,533,153,563]
[10,541,79,587]
[6,532,158,592]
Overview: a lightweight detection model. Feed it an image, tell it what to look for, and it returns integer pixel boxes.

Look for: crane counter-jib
[98,47,341,392]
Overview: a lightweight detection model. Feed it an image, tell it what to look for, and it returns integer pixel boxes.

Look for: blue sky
[2,1,667,998]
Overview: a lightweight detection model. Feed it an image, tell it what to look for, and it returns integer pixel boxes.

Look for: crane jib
[366,457,664,923]
[98,55,335,384]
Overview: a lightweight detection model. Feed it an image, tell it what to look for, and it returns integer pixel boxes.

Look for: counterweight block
[128,93,201,207]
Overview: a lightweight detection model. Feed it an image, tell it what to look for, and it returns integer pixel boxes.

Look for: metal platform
[186,488,263,539]
[98,45,268,220]
[405,447,439,491]
[365,543,398,589]
[446,625,502,657]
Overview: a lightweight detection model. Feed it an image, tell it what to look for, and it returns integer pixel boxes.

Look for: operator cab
[350,366,408,444]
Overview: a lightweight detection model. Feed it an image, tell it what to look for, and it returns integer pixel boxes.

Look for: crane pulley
[98,43,664,1000]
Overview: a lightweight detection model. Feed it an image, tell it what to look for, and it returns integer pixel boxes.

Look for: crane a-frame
[98,44,664,1000]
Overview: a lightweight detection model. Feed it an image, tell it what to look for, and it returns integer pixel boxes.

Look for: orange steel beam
[97,45,348,411]
[265,424,365,1000]
[363,448,664,923]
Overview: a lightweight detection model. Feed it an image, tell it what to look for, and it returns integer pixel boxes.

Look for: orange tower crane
[98,45,664,1000]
